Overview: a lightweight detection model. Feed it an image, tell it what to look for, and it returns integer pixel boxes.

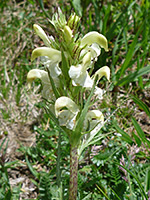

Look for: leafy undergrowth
[0,0,150,199]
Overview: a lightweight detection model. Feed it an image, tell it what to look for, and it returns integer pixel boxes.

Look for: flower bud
[64,25,72,42]
[33,24,51,47]
[68,13,80,31]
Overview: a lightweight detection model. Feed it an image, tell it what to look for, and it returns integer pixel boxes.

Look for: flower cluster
[27,9,110,147]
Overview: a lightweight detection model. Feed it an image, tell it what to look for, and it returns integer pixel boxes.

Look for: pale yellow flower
[27,69,54,99]
[80,31,108,52]
[84,110,104,136]
[55,96,79,130]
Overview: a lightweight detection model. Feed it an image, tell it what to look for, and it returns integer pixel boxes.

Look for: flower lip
[69,65,94,88]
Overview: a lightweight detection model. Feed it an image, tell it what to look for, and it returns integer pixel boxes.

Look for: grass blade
[117,65,150,86]
[106,12,126,41]
[71,0,82,16]
[131,117,150,148]
[145,168,150,193]
[96,184,111,200]
[113,122,134,145]
[0,138,7,151]
[115,162,148,200]
[131,95,150,117]
[38,0,50,18]
[25,155,39,179]
[117,23,144,78]
[132,131,141,147]
[109,186,122,200]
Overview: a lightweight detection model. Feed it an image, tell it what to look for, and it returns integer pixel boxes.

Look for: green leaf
[38,0,50,18]
[46,68,60,99]
[72,77,98,146]
[117,23,144,77]
[74,78,97,134]
[56,131,61,187]
[72,0,82,16]
[117,65,150,86]
[145,168,150,192]
[131,95,150,117]
[131,117,150,148]
[132,132,141,147]
[115,162,148,200]
[61,50,70,87]
[113,122,133,144]
[25,155,39,179]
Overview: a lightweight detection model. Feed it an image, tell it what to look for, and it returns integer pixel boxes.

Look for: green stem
[69,145,79,200]
[56,131,61,187]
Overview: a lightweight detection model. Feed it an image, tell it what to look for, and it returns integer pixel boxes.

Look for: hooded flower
[92,66,110,82]
[55,96,80,130]
[80,31,108,52]
[27,69,54,99]
[84,110,104,136]
[31,47,61,63]
[93,66,110,99]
